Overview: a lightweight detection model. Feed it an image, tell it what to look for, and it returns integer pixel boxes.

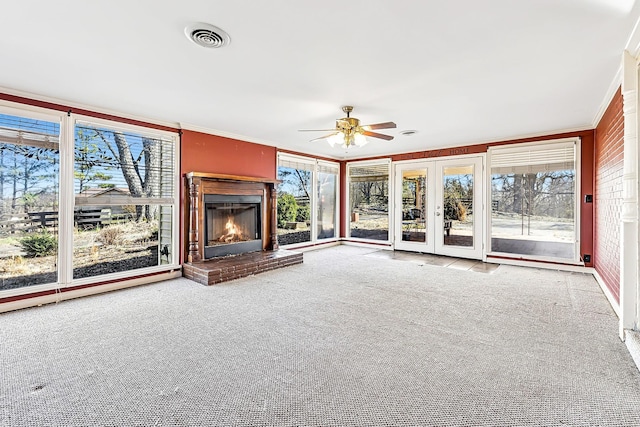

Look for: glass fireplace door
[204,195,262,258]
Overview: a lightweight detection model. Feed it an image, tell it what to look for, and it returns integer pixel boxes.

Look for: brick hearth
[183,249,303,286]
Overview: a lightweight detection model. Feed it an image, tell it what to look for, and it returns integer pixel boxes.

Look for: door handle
[435,212,441,216]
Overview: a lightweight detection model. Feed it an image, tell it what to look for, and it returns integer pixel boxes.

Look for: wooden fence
[0,209,132,236]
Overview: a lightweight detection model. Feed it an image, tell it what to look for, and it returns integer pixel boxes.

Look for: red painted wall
[594,88,624,303]
[180,130,277,178]
[580,131,595,268]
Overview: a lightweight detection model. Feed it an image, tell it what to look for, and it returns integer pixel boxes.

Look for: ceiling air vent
[185,23,230,48]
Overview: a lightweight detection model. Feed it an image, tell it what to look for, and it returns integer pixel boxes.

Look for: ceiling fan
[299,106,396,148]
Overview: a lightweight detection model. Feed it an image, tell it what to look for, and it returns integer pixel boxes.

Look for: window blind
[278,155,315,172]
[489,141,575,174]
[74,121,175,206]
[0,113,60,150]
[317,162,339,174]
[349,163,389,183]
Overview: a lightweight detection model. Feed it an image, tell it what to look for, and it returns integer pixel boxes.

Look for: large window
[73,121,176,280]
[488,139,578,262]
[0,112,60,290]
[348,161,390,241]
[317,162,338,240]
[277,154,339,246]
[0,104,179,294]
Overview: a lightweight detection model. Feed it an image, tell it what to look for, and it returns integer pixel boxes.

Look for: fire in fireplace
[204,194,262,258]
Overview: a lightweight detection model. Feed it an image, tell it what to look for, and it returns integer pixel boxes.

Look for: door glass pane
[317,166,337,240]
[0,113,60,290]
[349,163,389,241]
[401,169,426,243]
[443,165,474,247]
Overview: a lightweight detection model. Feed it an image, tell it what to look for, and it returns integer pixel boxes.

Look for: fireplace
[183,172,302,286]
[184,172,280,263]
[204,194,262,258]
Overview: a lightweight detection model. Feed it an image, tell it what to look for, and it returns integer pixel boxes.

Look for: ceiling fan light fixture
[302,106,395,149]
[326,131,368,149]
[354,133,368,147]
[327,132,344,147]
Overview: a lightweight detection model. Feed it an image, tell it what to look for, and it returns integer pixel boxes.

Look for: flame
[219,217,243,243]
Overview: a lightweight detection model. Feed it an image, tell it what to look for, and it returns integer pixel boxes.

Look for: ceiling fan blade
[361,122,397,131]
[309,132,339,142]
[362,130,394,141]
[298,129,337,132]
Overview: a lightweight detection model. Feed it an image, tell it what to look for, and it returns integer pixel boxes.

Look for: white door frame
[393,154,485,260]
[394,160,435,253]
[434,156,484,259]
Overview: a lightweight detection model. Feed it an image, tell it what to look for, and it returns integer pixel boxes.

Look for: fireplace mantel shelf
[185,171,279,185]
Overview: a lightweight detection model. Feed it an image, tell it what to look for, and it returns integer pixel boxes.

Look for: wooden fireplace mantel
[185,171,279,185]
[185,172,279,263]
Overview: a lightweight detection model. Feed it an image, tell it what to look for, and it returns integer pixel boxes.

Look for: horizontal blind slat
[74,123,176,202]
[490,141,575,173]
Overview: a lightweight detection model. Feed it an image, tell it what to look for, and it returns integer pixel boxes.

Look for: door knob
[435,212,441,216]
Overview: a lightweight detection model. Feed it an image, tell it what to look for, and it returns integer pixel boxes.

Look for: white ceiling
[1,1,639,159]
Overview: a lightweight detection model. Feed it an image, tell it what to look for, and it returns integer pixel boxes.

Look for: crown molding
[591,14,640,128]
[0,85,180,130]
[592,63,623,128]
[626,13,640,58]
[178,122,278,148]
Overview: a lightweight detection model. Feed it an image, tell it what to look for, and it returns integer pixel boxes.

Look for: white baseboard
[0,269,182,314]
[589,268,621,318]
[624,330,640,373]
[340,240,393,250]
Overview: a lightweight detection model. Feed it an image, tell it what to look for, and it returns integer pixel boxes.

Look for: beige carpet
[1,245,639,426]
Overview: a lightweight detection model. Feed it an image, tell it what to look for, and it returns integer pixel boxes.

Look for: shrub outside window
[277,154,339,246]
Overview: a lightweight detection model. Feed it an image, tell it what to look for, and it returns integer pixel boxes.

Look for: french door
[394,156,484,259]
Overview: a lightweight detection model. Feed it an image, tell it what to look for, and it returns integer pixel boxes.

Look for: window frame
[316,159,340,242]
[276,153,340,248]
[68,114,181,287]
[0,102,66,297]
[346,158,392,244]
[0,101,181,298]
[485,137,581,264]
